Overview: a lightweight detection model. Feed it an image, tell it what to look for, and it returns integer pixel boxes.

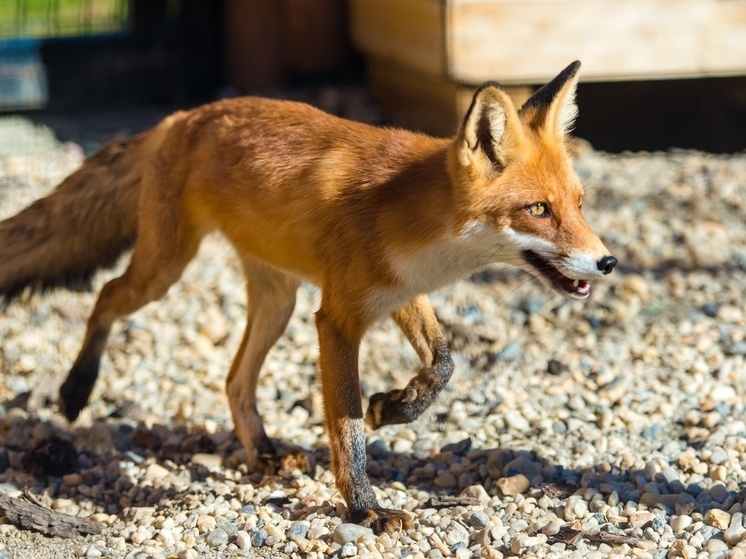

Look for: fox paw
[365,387,422,429]
[351,507,412,534]
[256,447,316,477]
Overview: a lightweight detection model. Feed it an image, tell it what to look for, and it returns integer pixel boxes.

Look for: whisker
[496,274,541,308]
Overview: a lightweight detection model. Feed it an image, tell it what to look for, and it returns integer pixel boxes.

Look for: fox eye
[527,203,550,217]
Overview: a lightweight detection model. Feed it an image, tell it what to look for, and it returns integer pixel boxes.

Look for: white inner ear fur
[486,102,506,153]
[552,82,579,137]
[460,89,510,167]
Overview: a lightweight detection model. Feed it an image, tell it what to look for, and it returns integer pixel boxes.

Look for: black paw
[59,376,93,422]
[58,355,101,422]
[365,389,422,429]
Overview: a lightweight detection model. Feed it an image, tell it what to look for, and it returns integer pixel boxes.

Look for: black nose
[597,255,618,275]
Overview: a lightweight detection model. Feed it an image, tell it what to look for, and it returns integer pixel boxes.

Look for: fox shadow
[0,394,741,548]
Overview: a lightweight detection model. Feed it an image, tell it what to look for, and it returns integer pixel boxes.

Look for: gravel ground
[0,98,745,559]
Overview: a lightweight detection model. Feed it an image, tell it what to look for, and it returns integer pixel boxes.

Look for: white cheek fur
[502,227,556,254]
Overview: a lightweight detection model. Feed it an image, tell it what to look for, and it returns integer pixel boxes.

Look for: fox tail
[0,133,149,304]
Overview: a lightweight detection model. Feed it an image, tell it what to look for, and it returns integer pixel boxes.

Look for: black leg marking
[366,341,454,429]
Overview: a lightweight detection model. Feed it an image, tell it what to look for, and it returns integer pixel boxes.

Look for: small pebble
[333,523,374,545]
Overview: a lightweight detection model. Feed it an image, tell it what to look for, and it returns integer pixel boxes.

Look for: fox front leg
[366,295,454,429]
[315,306,412,533]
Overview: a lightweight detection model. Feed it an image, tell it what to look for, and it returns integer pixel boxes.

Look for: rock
[724,523,746,545]
[62,473,82,487]
[460,484,491,505]
[709,448,728,465]
[704,538,728,553]
[434,472,458,488]
[340,543,357,557]
[709,484,730,503]
[504,411,530,432]
[251,529,268,547]
[196,515,217,533]
[143,463,169,481]
[629,511,656,528]
[443,521,470,547]
[206,528,229,547]
[441,437,472,455]
[597,376,628,404]
[191,453,223,470]
[487,449,514,479]
[482,547,504,559]
[498,342,522,362]
[710,385,737,402]
[216,517,237,537]
[333,523,374,545]
[236,531,252,551]
[468,511,490,529]
[684,222,730,267]
[542,520,562,536]
[671,515,693,533]
[705,509,730,530]
[503,455,542,480]
[288,521,310,539]
[496,474,530,497]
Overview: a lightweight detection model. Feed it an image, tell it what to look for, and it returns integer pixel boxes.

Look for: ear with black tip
[457,82,521,171]
[519,60,581,137]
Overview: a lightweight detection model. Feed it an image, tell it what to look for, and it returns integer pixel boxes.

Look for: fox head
[449,61,617,299]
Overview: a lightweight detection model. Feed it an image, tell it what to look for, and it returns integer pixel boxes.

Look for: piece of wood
[350,0,746,84]
[368,57,533,135]
[349,0,445,77]
[423,495,481,509]
[281,0,352,74]
[0,494,103,538]
[448,0,746,83]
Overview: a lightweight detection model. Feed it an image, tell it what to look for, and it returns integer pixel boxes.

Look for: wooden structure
[350,0,746,135]
[223,0,352,91]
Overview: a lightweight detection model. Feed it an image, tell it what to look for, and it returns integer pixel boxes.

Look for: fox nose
[597,255,618,275]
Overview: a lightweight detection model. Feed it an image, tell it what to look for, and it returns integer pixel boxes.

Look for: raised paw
[365,387,422,429]
[350,507,412,534]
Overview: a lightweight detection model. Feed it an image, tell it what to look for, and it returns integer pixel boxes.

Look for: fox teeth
[573,279,580,288]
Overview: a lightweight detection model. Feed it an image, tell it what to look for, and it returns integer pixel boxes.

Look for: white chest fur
[386,220,507,294]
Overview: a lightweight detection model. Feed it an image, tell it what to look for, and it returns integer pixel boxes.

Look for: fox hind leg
[226,261,302,472]
[59,171,203,421]
[365,295,454,429]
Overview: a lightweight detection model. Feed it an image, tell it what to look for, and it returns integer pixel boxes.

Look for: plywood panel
[448,0,746,83]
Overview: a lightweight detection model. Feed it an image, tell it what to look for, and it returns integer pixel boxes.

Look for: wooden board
[368,57,533,136]
[448,0,746,83]
[349,0,445,77]
[350,0,746,84]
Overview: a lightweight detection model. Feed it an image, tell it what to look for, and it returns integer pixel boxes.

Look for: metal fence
[0,0,129,40]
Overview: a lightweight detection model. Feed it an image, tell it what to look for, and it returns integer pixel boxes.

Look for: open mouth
[523,250,591,299]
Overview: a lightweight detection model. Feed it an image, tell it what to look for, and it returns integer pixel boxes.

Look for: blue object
[0,38,48,110]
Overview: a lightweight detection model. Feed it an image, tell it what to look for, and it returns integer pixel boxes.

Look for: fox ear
[519,60,581,137]
[457,83,521,170]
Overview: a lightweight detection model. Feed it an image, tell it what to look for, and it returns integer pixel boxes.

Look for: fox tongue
[573,279,590,296]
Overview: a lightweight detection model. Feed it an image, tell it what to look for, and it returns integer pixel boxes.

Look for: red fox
[0,61,616,532]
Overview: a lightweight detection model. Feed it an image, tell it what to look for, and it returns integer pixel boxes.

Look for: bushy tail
[0,132,149,303]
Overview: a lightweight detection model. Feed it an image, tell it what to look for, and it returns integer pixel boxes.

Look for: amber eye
[527,203,550,217]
